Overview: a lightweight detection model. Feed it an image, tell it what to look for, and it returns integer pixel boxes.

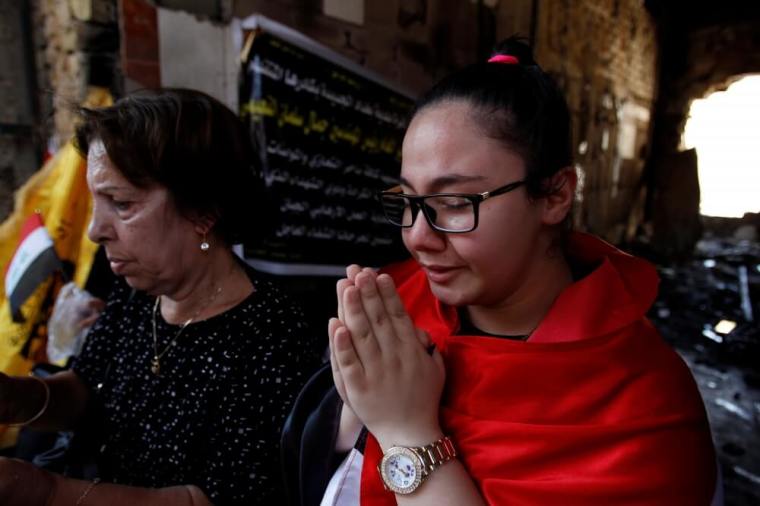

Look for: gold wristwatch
[378,436,457,494]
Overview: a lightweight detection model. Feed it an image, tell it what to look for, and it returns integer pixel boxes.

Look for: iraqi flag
[4,213,62,322]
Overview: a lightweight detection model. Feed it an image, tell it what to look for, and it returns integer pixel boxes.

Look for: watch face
[379,447,423,494]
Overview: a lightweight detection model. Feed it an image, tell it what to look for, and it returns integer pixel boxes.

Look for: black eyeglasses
[379,180,526,233]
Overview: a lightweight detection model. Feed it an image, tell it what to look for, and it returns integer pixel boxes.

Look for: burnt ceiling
[644,0,760,30]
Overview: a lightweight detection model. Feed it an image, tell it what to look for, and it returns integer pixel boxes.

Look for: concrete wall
[157,7,239,109]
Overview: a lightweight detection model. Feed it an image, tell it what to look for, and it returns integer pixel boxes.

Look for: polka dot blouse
[72,268,321,505]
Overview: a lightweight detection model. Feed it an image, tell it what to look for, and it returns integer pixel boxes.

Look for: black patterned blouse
[72,267,320,505]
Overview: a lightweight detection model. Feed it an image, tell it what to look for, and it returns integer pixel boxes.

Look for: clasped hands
[328,265,445,449]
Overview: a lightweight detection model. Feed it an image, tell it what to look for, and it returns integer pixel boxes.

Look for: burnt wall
[534,0,658,242]
[3,0,665,245]
[0,0,42,222]
[645,9,760,258]
[0,0,120,223]
[232,0,535,97]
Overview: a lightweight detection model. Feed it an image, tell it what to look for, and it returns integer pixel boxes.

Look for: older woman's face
[86,140,201,295]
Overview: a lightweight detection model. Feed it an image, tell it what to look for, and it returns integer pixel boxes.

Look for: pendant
[151,357,161,376]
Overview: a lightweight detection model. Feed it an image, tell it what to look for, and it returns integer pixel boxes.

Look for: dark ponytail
[412,36,573,200]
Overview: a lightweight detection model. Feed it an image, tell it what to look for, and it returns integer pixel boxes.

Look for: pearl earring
[200,233,210,251]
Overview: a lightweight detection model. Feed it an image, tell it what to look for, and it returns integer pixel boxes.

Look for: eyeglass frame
[379,179,527,233]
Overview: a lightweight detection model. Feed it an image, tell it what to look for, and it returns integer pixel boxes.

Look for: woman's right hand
[0,371,90,432]
[330,266,432,406]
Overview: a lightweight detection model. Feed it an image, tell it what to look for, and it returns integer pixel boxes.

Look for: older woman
[0,89,319,505]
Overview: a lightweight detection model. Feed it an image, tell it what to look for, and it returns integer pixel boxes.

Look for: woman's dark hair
[413,36,573,199]
[74,88,271,245]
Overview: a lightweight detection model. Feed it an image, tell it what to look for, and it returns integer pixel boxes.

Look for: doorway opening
[682,74,760,217]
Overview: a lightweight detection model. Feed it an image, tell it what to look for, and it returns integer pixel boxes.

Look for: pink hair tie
[488,54,519,65]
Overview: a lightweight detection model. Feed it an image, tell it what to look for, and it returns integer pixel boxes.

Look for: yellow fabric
[0,87,112,446]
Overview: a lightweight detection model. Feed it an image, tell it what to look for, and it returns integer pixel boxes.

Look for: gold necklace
[151,286,222,376]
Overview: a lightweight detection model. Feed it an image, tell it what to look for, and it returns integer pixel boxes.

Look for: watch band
[378,436,458,495]
[412,436,457,477]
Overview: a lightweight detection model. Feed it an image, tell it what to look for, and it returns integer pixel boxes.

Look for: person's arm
[1,281,121,431]
[333,404,485,506]
[51,475,213,506]
[0,370,89,431]
[335,402,363,453]
[0,457,212,506]
[330,268,486,506]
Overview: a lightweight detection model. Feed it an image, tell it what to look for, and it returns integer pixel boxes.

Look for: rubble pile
[646,237,760,505]
[649,237,760,366]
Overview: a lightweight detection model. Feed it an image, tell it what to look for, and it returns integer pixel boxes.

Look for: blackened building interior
[0,0,758,504]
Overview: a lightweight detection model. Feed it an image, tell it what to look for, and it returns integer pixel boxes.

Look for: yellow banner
[0,87,112,446]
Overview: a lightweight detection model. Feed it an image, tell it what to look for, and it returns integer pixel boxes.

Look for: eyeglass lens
[381,194,476,232]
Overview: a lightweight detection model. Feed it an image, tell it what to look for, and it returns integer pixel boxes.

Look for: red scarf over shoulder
[360,233,716,505]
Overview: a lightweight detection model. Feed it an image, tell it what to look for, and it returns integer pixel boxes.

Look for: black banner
[239,25,413,273]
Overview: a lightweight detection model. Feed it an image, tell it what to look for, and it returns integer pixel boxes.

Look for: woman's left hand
[0,457,56,506]
[331,267,446,450]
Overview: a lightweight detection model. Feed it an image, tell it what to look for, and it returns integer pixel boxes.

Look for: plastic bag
[47,282,102,365]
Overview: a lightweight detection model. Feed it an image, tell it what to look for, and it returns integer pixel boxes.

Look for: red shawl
[360,232,716,505]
